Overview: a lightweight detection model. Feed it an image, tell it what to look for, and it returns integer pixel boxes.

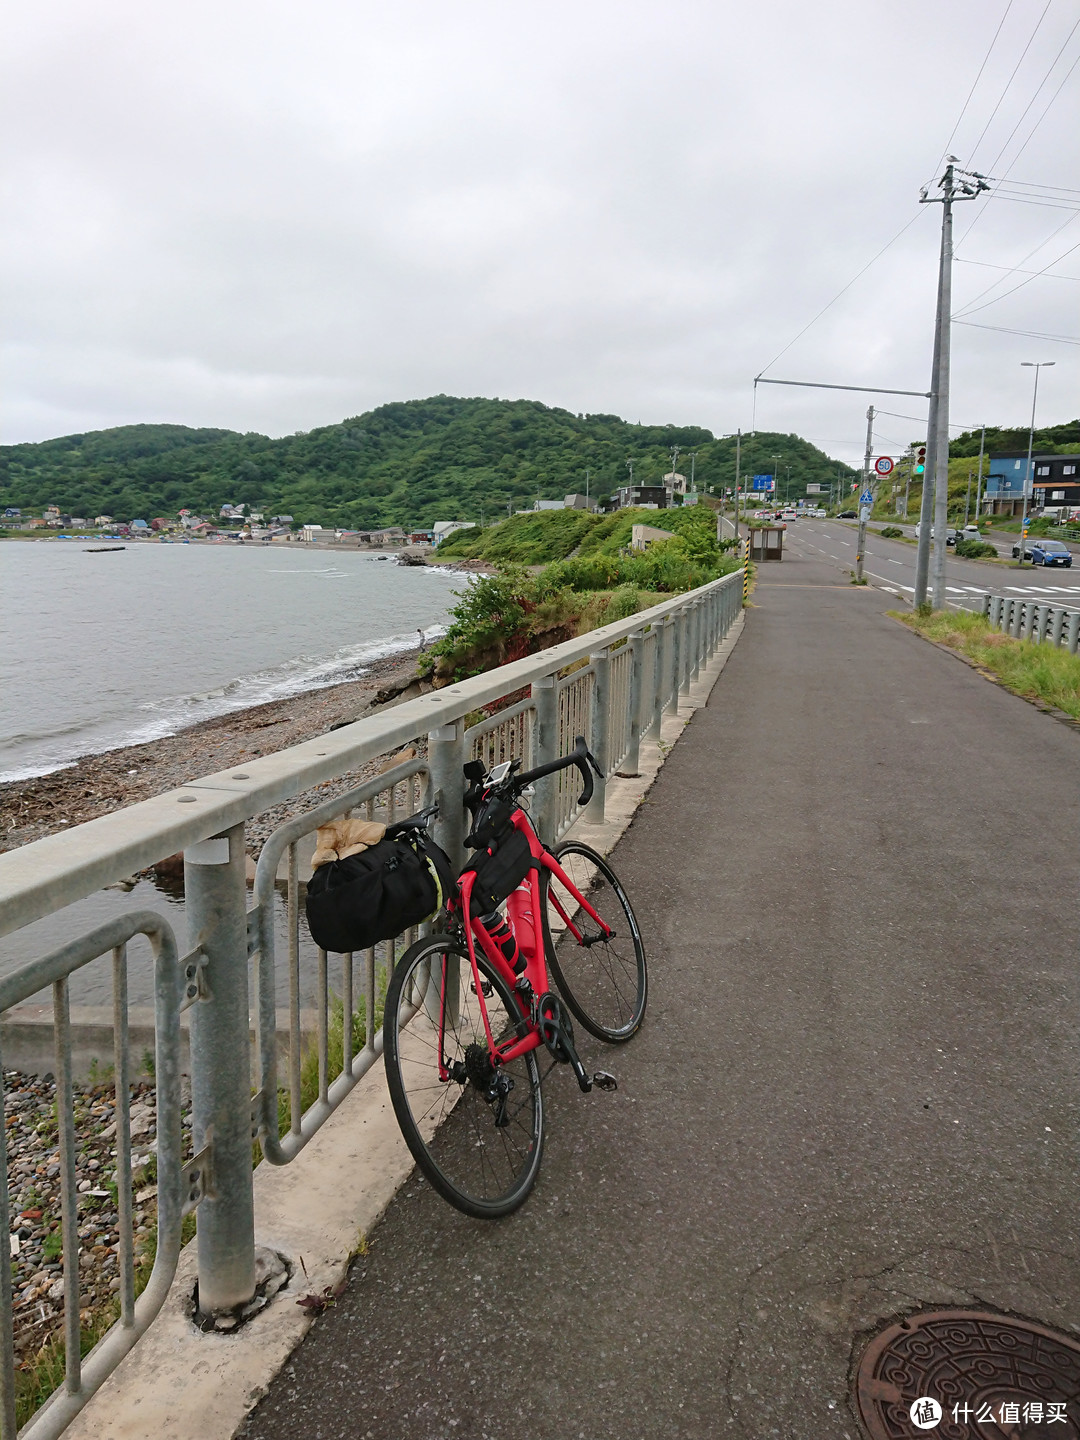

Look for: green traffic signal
[914,464,925,474]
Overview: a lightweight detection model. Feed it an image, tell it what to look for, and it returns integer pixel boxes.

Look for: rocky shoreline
[0,648,435,856]
[4,1066,177,1372]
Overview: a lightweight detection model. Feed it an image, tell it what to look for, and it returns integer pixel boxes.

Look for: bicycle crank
[536,992,592,1093]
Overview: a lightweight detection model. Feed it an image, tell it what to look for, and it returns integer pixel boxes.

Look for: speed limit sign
[874,456,894,476]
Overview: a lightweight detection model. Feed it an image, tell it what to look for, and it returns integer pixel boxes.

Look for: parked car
[914,523,959,545]
[1023,538,1073,567]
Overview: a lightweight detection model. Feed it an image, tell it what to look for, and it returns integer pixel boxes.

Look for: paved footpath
[241,554,1079,1440]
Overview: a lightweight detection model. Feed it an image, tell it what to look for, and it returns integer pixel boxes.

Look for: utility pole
[964,470,973,526]
[903,452,913,520]
[914,158,988,610]
[689,452,696,492]
[973,425,986,523]
[733,429,742,546]
[770,453,782,509]
[855,406,874,582]
[585,469,590,506]
[1018,362,1055,564]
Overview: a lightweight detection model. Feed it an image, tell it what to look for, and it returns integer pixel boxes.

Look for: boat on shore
[84,546,126,553]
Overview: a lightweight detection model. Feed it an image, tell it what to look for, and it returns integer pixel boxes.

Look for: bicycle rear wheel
[383,934,544,1219]
[540,842,648,1042]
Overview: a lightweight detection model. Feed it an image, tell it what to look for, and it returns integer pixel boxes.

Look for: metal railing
[0,566,743,1437]
[981,592,1080,650]
[0,913,197,1440]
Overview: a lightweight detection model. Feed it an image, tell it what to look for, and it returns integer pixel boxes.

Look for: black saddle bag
[462,828,534,917]
[305,827,454,954]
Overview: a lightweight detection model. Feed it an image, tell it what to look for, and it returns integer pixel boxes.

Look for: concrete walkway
[240,554,1080,1440]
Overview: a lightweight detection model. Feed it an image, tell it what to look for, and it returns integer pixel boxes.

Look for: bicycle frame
[435,808,612,1078]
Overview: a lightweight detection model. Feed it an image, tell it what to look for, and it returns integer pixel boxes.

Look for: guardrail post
[185,824,256,1319]
[989,596,1003,629]
[666,612,682,716]
[690,600,702,684]
[1010,600,1024,639]
[428,720,467,872]
[679,606,692,696]
[530,675,559,847]
[1051,608,1067,647]
[981,593,991,619]
[1068,612,1080,654]
[646,624,664,740]
[1023,603,1037,641]
[586,648,610,823]
[622,631,645,776]
[1038,605,1052,644]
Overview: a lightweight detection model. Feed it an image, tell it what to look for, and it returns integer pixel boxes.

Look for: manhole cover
[855,1310,1080,1438]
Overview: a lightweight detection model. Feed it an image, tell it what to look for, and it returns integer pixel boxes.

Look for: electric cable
[954,237,1080,316]
[979,15,1080,175]
[754,209,927,380]
[957,257,1080,278]
[953,320,1080,344]
[931,0,1016,180]
[963,0,1054,168]
[954,211,1080,310]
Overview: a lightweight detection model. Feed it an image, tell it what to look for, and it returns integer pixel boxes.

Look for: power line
[933,0,1016,175]
[983,175,1080,195]
[954,319,1080,344]
[980,15,1080,174]
[956,208,1080,306]
[954,237,1080,316]
[957,48,1080,248]
[754,209,927,379]
[957,256,1080,278]
[964,0,1054,168]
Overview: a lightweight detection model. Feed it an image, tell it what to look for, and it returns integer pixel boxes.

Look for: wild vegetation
[424,504,740,680]
[0,396,856,529]
[899,607,1080,718]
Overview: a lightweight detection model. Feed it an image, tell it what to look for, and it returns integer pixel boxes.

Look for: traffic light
[914,446,926,475]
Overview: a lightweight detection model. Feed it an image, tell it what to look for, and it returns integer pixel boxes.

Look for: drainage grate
[855,1309,1080,1438]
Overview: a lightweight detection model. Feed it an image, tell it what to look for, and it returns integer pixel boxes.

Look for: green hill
[0,396,858,529]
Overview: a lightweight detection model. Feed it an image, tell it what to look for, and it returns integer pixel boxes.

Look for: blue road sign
[860,491,873,506]
[752,475,776,492]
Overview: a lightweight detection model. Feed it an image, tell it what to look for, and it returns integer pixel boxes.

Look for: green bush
[954,538,997,559]
[880,526,904,538]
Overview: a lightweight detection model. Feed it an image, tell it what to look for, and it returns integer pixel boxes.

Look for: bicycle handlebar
[513,735,601,808]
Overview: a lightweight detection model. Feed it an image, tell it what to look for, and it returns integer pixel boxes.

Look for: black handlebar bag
[305,830,454,954]
[462,828,535,917]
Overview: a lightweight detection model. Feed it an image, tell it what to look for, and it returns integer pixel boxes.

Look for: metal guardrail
[981,592,1080,650]
[0,913,193,1440]
[0,566,743,1437]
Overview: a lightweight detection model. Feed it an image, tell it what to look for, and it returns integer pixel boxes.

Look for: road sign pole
[855,405,874,582]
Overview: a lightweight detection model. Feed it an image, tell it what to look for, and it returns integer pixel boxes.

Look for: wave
[0,624,447,784]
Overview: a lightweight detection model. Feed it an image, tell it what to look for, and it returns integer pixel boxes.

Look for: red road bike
[382,738,648,1217]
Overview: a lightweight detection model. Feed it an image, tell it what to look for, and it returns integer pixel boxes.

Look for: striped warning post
[742,535,751,602]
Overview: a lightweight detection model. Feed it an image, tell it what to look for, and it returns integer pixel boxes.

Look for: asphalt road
[241,552,1079,1440]
[789,518,1080,604]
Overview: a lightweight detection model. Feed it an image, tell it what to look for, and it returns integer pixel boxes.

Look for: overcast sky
[4,0,1078,464]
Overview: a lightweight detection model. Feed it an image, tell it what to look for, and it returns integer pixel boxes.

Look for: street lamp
[1017,362,1055,565]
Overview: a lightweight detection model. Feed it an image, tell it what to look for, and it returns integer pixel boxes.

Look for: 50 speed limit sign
[874,456,895,476]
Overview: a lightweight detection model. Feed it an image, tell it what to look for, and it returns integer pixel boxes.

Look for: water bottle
[477,911,524,973]
[505,883,535,973]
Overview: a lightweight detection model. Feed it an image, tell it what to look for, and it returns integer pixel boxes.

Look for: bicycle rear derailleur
[534,992,617,1095]
[449,1044,514,1127]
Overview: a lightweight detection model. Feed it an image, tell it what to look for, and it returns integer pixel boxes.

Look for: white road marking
[887,559,903,566]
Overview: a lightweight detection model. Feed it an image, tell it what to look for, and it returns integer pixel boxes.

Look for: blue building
[984,452,1080,516]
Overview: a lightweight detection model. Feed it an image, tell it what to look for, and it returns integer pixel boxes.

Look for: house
[408,531,434,544]
[94,515,113,528]
[191,522,216,536]
[44,505,60,519]
[432,521,476,545]
[662,471,688,497]
[150,517,171,531]
[129,519,149,532]
[984,452,1080,516]
[219,503,244,518]
[533,500,563,512]
[631,523,676,552]
[3,507,20,519]
[564,494,597,512]
[611,485,668,510]
[301,524,325,543]
[180,514,204,529]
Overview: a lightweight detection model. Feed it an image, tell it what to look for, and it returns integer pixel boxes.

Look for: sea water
[0,541,460,781]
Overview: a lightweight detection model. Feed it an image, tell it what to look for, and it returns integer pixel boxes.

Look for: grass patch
[897,608,1080,718]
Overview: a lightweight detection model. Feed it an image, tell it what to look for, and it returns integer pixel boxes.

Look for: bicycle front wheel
[540,842,648,1042]
[383,935,544,1219]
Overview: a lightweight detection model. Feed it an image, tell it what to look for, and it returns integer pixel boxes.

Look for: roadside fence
[0,567,744,1440]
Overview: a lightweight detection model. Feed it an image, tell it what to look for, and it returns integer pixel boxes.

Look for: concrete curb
[61,613,746,1440]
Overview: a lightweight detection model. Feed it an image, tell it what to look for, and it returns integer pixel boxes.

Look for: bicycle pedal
[592,1071,618,1092]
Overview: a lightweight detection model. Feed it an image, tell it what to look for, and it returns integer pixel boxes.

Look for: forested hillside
[0,396,857,529]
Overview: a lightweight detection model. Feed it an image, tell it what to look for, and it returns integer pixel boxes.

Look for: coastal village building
[631,523,675,551]
[984,452,1080,516]
[432,520,476,545]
